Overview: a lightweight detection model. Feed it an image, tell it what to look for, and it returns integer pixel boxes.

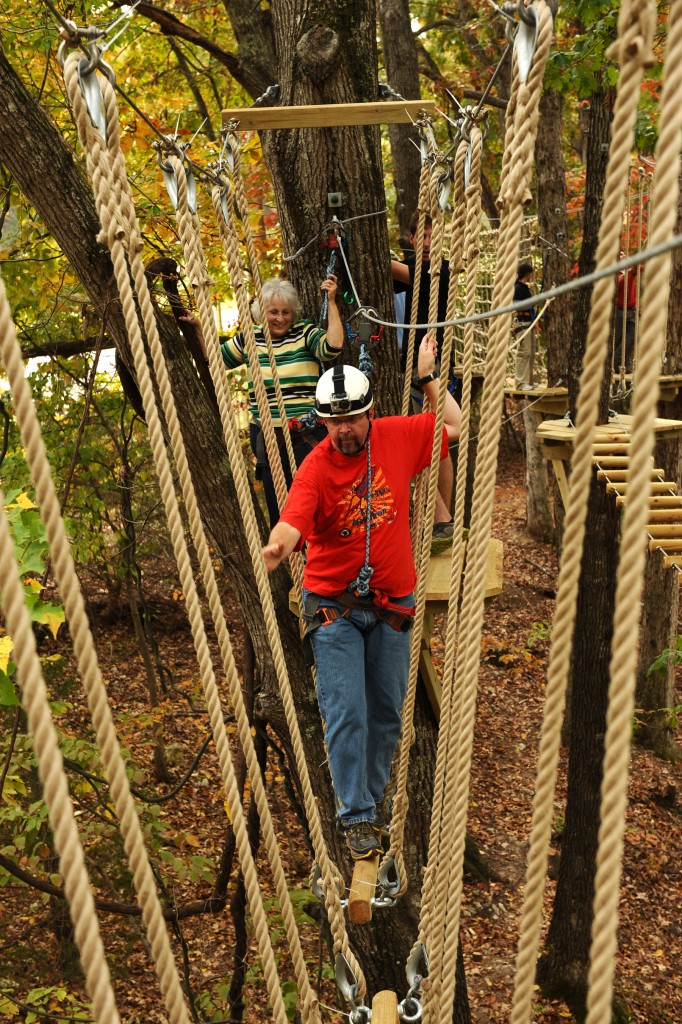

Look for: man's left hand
[417,333,438,378]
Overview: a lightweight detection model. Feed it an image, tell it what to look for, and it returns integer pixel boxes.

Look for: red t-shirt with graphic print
[280,413,449,598]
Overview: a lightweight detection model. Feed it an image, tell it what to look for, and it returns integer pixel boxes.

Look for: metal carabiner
[514,3,539,84]
[517,0,536,26]
[76,44,114,142]
[335,952,360,1008]
[377,855,401,899]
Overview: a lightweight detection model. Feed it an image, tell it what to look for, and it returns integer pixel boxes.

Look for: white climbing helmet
[315,364,373,418]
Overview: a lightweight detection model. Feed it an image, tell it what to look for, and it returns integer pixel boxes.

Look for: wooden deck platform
[504,385,569,415]
[613,372,682,402]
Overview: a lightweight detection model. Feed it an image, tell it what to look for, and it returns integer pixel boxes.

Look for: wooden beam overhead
[221,99,437,131]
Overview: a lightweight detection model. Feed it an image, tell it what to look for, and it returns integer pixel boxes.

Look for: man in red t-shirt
[263,335,460,859]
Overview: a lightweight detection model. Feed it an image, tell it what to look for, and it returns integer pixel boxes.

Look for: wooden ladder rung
[648,509,682,521]
[592,455,631,466]
[649,538,682,552]
[597,468,663,481]
[647,524,682,538]
[662,555,682,570]
[606,481,678,494]
[617,495,682,508]
[593,443,631,455]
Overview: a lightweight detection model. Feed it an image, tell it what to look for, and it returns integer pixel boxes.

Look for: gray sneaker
[343,820,382,860]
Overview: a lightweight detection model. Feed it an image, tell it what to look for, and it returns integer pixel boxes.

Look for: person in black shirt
[391,212,451,376]
[513,262,537,389]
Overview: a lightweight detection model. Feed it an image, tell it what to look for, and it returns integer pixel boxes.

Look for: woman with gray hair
[219,274,343,525]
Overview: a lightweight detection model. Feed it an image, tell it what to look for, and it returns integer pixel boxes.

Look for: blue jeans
[306,590,415,826]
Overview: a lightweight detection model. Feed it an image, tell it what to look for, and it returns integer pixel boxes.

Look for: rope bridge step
[607,480,678,494]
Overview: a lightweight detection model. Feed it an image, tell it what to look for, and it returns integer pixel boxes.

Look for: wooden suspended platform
[537,416,682,574]
[222,99,436,131]
[504,385,569,416]
[613,372,682,402]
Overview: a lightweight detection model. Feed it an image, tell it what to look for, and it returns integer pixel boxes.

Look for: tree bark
[261,1,403,414]
[537,475,619,1021]
[522,403,554,541]
[538,83,619,1016]
[377,0,422,242]
[636,175,682,761]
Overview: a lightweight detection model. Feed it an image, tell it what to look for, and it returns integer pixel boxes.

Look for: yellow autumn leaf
[43,612,63,640]
[223,795,232,822]
[0,634,14,674]
[9,492,37,510]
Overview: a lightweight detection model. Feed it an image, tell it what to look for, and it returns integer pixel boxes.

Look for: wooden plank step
[592,455,631,466]
[617,495,682,508]
[592,443,631,455]
[606,481,678,494]
[222,99,437,130]
[597,468,663,481]
[647,508,682,522]
[647,524,682,537]
[662,555,682,570]
[649,538,682,552]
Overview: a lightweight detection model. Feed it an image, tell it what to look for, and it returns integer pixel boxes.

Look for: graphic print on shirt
[337,463,396,537]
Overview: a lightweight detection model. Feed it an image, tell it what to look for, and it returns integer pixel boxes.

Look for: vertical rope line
[418,7,554,1022]
[230,143,298,477]
[414,138,470,982]
[417,131,484,997]
[402,156,433,416]
[0,279,121,1024]
[205,181,365,995]
[162,159,322,1021]
[510,2,655,1020]
[388,173,454,893]
[203,168,290,519]
[634,166,645,367]
[586,4,682,1020]
[64,57,292,1024]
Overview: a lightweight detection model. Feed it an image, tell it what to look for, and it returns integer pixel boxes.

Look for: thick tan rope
[63,55,294,1023]
[510,2,655,1020]
[402,152,433,417]
[209,177,304,601]
[417,129,483,989]
[160,156,322,1020]
[0,278,121,1024]
[204,169,288,520]
[156,151,362,995]
[227,137,298,479]
[585,5,682,1021]
[387,175,454,892]
[418,7,554,1021]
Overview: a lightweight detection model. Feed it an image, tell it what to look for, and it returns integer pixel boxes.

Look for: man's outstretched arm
[262,521,302,572]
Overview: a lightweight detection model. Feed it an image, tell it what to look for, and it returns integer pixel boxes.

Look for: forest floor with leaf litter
[1,436,681,1024]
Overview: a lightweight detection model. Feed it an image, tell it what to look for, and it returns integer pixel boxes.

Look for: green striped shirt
[220,320,336,426]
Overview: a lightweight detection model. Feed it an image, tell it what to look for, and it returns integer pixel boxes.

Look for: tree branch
[110,0,272,99]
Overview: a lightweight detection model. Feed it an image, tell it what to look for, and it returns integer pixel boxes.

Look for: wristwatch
[417,370,439,386]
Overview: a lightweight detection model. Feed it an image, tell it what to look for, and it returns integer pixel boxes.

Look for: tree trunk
[538,83,620,1016]
[261,1,403,414]
[535,88,572,389]
[522,403,554,541]
[377,0,422,242]
[536,477,619,1022]
[635,176,682,761]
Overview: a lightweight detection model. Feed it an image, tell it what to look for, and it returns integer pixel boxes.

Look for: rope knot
[606,0,655,68]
